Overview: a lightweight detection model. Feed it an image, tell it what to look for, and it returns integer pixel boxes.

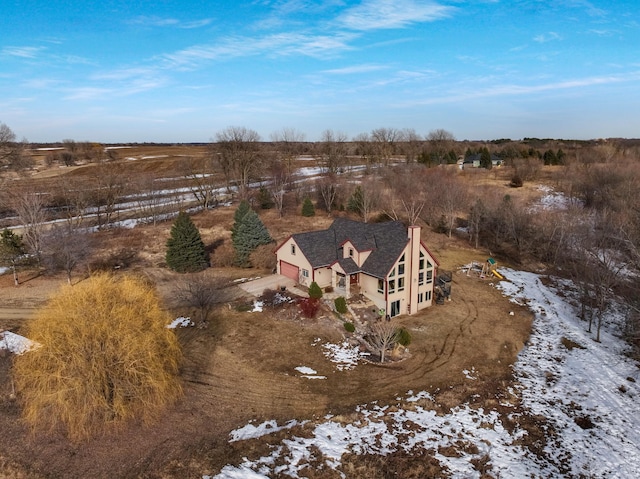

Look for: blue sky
[1,0,638,143]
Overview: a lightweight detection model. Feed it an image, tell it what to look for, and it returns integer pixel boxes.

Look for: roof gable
[291,218,408,277]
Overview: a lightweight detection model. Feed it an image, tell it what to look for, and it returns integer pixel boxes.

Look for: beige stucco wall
[313,267,332,288]
[276,238,312,285]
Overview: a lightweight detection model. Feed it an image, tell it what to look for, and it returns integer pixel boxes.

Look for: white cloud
[128,15,212,29]
[160,32,357,69]
[322,64,386,75]
[338,0,454,30]
[2,46,46,58]
[534,32,562,43]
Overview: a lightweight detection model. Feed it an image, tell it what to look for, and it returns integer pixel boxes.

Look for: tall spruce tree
[166,212,209,273]
[232,207,272,267]
[231,200,251,242]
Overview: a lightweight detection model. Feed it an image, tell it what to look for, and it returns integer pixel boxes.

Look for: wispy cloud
[160,31,357,69]
[128,15,212,29]
[322,64,386,75]
[2,46,46,58]
[338,0,455,30]
[534,32,562,43]
[412,71,640,105]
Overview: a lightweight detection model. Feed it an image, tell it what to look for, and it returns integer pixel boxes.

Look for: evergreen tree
[232,209,272,267]
[231,200,251,242]
[165,212,209,273]
[301,197,315,217]
[0,228,26,286]
[308,281,323,299]
[480,147,492,169]
[258,187,274,210]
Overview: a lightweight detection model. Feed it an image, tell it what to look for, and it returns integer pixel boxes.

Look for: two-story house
[274,218,439,317]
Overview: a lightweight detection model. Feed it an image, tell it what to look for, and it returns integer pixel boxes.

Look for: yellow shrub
[13,273,182,441]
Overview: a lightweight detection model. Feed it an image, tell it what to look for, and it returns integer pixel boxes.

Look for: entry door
[390,300,401,317]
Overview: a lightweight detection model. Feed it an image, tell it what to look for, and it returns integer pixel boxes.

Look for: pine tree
[232,209,272,267]
[231,200,251,242]
[0,228,26,286]
[166,212,209,273]
[301,197,315,217]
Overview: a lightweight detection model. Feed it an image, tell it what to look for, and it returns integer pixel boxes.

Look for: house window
[419,251,424,270]
[426,270,433,283]
[302,269,309,278]
[426,290,432,302]
[398,277,405,292]
[291,244,296,255]
[389,279,396,294]
[377,279,384,294]
[349,248,354,257]
[418,271,424,285]
[418,292,424,303]
[389,268,395,278]
[398,254,405,275]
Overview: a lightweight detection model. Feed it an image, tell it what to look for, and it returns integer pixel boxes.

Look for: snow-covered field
[209,269,640,479]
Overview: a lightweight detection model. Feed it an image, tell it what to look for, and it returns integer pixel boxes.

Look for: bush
[335,296,348,314]
[396,327,412,347]
[250,243,277,270]
[209,240,235,267]
[343,321,355,333]
[509,174,523,188]
[13,273,182,441]
[299,297,320,318]
[308,281,323,299]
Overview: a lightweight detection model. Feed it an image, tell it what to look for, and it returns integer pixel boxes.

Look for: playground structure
[459,258,504,280]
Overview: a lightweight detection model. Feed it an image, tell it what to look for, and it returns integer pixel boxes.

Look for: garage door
[280,261,299,281]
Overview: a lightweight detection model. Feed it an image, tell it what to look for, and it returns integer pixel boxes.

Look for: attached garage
[280,261,299,282]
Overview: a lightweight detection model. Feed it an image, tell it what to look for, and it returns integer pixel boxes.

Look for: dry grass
[13,273,182,441]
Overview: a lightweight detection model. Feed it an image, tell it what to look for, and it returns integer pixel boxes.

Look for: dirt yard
[0,217,532,478]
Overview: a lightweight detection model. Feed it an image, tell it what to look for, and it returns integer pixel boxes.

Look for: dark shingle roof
[292,218,408,278]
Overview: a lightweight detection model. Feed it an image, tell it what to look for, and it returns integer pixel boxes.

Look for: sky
[1,0,639,143]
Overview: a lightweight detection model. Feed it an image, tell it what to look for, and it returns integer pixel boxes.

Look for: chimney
[407,225,421,315]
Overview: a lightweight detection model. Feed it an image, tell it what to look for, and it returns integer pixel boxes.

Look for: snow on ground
[0,266,7,275]
[252,301,264,312]
[530,185,573,211]
[166,317,194,329]
[0,331,39,354]
[320,341,370,371]
[294,366,326,380]
[211,268,640,479]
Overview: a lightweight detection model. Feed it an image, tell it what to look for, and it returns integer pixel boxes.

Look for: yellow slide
[492,270,504,280]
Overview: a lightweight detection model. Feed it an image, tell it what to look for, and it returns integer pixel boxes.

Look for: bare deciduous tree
[426,129,455,165]
[370,127,401,166]
[214,126,262,200]
[0,122,30,172]
[43,224,92,284]
[317,129,348,174]
[9,186,47,264]
[181,156,219,210]
[365,323,399,363]
[175,274,228,327]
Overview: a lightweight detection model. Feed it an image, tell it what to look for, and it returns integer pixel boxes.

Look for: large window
[377,279,384,294]
[398,277,405,292]
[389,279,396,294]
